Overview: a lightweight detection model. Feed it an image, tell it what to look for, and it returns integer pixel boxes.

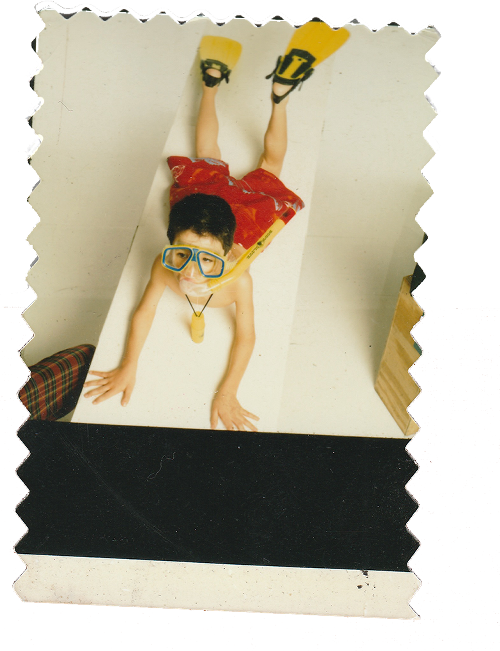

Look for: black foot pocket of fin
[200,59,231,86]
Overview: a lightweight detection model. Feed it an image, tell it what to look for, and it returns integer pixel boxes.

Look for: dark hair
[167,194,236,255]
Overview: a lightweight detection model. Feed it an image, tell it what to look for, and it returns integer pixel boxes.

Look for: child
[83,34,320,431]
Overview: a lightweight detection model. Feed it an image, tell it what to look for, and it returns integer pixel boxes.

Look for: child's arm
[210,272,259,431]
[83,255,167,406]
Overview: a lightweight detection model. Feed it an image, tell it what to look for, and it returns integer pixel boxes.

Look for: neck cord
[185,293,213,316]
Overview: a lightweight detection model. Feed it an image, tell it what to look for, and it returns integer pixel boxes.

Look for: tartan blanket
[19,344,95,420]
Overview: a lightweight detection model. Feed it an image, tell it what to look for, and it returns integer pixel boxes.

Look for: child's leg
[196,71,223,160]
[258,83,290,178]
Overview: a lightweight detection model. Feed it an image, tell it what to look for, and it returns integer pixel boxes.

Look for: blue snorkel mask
[161,245,226,279]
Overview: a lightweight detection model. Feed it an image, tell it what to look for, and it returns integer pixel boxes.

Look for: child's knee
[259,155,282,179]
[196,145,221,160]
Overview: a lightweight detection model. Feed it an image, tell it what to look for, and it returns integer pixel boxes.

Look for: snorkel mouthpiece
[178,278,211,296]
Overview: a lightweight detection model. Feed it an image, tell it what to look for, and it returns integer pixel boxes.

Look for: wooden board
[375,275,423,436]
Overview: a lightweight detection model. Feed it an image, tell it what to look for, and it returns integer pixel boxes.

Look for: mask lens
[198,251,224,278]
[164,247,192,270]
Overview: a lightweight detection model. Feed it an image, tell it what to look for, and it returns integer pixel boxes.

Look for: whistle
[191,311,205,343]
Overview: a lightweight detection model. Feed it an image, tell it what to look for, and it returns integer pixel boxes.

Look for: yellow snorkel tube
[207,218,286,293]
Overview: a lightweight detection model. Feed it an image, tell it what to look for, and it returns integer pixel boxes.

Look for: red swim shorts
[167,156,305,250]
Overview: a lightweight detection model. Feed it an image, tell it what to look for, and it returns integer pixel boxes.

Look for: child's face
[173,229,226,286]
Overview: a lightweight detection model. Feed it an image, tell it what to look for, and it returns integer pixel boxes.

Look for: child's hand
[210,392,259,431]
[83,365,136,406]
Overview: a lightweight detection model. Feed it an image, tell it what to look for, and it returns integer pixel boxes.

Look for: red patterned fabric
[167,156,305,250]
[19,345,95,421]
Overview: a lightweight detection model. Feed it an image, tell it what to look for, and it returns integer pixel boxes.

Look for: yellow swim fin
[267,22,350,103]
[199,35,243,87]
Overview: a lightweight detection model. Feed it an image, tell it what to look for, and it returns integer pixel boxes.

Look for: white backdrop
[25,13,434,437]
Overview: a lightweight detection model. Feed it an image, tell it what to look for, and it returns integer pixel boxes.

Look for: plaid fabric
[19,344,96,421]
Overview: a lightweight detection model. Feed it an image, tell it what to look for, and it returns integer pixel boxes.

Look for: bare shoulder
[150,253,170,286]
[233,270,254,304]
[230,271,253,311]
[233,272,255,335]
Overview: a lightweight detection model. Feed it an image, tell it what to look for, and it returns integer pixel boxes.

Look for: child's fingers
[93,387,120,404]
[88,370,110,378]
[231,417,255,432]
[83,378,108,388]
[84,386,107,398]
[210,409,219,429]
[242,409,259,421]
[121,386,133,406]
[221,415,236,431]
[84,373,112,393]
[236,417,257,432]
[216,410,258,432]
